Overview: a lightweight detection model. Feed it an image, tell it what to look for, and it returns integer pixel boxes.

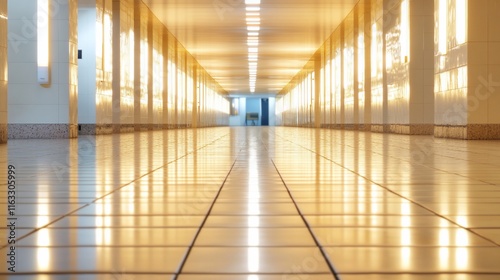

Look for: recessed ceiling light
[248,47,258,53]
[247,39,259,46]
[246,17,260,22]
[245,0,261,4]
[248,54,258,60]
[246,7,260,12]
[247,26,260,31]
[246,12,260,17]
[248,32,259,37]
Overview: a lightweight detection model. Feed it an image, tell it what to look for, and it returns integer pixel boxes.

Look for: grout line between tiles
[275,133,500,248]
[172,151,240,279]
[271,158,342,280]
[0,132,231,250]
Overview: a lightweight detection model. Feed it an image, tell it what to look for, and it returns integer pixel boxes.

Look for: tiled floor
[0,127,500,280]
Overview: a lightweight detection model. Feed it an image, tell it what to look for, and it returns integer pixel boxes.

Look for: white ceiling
[142,0,359,95]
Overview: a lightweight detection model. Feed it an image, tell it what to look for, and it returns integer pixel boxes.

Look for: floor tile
[0,247,187,273]
[314,227,495,247]
[177,274,335,280]
[181,247,331,274]
[194,227,316,247]
[3,127,500,279]
[340,274,500,280]
[15,228,198,247]
[0,274,174,280]
[324,247,500,273]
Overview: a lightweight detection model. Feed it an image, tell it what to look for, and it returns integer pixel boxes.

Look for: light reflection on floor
[0,127,499,280]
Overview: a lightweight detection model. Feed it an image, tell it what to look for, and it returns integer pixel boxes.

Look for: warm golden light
[246,7,260,12]
[247,26,260,31]
[438,0,447,54]
[456,0,467,45]
[401,0,409,62]
[246,17,260,22]
[37,0,49,84]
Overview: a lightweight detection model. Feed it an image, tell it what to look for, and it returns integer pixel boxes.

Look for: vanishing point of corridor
[1,127,500,279]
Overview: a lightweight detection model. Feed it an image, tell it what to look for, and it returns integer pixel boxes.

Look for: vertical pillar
[192,64,198,128]
[0,0,7,143]
[133,0,141,131]
[435,0,500,139]
[147,13,153,130]
[363,0,372,131]
[68,0,78,138]
[95,0,113,135]
[408,0,434,134]
[162,28,169,129]
[370,0,387,133]
[314,51,321,128]
[112,0,121,133]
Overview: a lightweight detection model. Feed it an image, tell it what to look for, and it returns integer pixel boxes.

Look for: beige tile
[1,247,187,273]
[5,275,173,280]
[204,215,305,228]
[305,215,455,228]
[324,247,500,273]
[182,247,331,274]
[315,227,494,247]
[5,126,500,279]
[16,228,198,247]
[341,274,500,280]
[195,227,316,247]
[178,274,335,280]
[472,229,500,245]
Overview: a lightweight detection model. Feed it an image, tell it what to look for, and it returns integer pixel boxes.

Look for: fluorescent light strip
[247,26,260,31]
[37,0,50,84]
[246,7,260,12]
[245,0,260,4]
[247,40,259,46]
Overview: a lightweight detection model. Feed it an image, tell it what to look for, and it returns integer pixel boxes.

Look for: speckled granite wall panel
[120,124,135,133]
[435,125,500,140]
[0,124,7,144]
[69,124,79,138]
[344,124,359,130]
[371,124,385,133]
[410,124,434,135]
[434,126,467,139]
[96,124,114,135]
[79,124,96,135]
[467,125,500,140]
[8,124,70,139]
[389,124,434,135]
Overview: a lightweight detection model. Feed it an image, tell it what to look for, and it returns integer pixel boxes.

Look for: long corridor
[1,127,500,279]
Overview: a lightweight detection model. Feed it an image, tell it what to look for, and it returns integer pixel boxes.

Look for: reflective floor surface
[0,127,499,280]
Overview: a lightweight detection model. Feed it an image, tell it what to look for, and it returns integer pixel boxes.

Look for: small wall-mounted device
[37,66,49,84]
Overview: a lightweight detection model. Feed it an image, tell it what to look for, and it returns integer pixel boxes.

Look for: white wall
[229,97,247,126]
[246,98,261,125]
[77,8,96,124]
[8,0,75,124]
[229,97,276,126]
[269,97,276,126]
